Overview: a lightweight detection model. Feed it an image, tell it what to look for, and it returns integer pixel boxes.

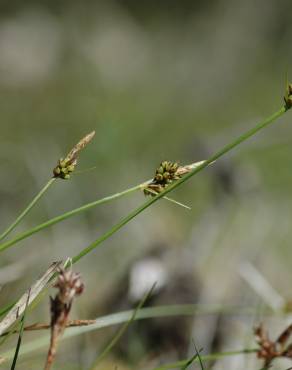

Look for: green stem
[0,106,286,254]
[0,106,288,318]
[0,178,56,242]
[90,285,155,368]
[10,289,30,370]
[152,349,258,370]
[0,183,144,253]
[71,106,287,264]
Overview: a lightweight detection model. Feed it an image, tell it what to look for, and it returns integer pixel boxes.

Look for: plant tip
[53,131,96,180]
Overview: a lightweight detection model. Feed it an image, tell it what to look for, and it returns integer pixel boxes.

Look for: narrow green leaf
[90,284,156,369]
[71,106,288,266]
[0,183,144,254]
[152,349,257,370]
[10,289,30,370]
[192,342,204,370]
[0,105,290,323]
[180,353,198,370]
[0,178,56,242]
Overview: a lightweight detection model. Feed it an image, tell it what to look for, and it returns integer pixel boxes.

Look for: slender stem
[44,325,58,370]
[10,289,30,370]
[152,349,258,370]
[0,106,288,318]
[0,106,286,253]
[0,183,144,253]
[0,178,56,242]
[90,285,155,368]
[0,320,96,337]
[71,106,287,264]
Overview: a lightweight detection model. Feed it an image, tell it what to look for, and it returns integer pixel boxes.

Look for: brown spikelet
[65,131,95,165]
[254,322,292,367]
[44,268,84,370]
[53,131,95,179]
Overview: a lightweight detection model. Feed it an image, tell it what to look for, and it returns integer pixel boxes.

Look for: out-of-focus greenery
[0,1,292,369]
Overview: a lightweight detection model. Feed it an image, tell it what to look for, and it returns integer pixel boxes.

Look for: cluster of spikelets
[53,159,76,179]
[45,268,84,370]
[143,160,205,196]
[284,83,292,109]
[254,322,292,368]
[154,161,180,183]
[51,268,84,319]
[144,161,181,195]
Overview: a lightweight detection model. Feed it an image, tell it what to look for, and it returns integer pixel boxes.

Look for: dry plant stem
[25,319,95,331]
[0,320,96,337]
[0,178,56,242]
[45,325,61,370]
[71,106,287,264]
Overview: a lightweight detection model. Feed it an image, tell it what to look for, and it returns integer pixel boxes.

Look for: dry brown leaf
[0,261,62,336]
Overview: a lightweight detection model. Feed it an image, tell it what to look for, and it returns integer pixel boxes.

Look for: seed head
[45,268,84,370]
[143,160,206,196]
[53,268,84,308]
[143,161,181,196]
[254,322,292,367]
[284,83,292,110]
[53,131,95,179]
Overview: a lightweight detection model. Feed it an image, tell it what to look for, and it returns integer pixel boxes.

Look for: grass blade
[0,183,143,254]
[192,342,204,370]
[152,349,258,370]
[180,353,198,370]
[89,284,156,369]
[0,106,289,320]
[0,105,288,259]
[0,178,56,242]
[69,106,288,265]
[0,106,288,258]
[10,289,30,370]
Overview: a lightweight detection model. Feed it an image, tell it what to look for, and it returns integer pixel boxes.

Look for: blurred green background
[0,0,292,369]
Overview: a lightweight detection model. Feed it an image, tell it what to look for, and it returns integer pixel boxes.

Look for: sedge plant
[0,83,291,368]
